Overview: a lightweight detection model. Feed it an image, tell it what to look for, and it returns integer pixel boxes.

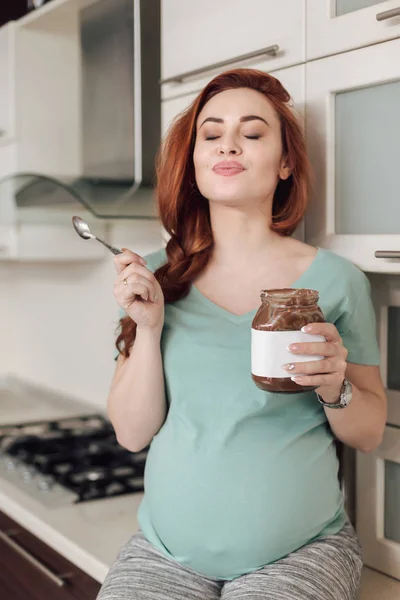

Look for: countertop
[1,375,400,598]
[0,375,143,583]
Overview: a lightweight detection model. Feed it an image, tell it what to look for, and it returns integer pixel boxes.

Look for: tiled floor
[359,567,400,600]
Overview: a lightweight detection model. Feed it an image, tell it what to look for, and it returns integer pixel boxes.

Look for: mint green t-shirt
[120,246,380,580]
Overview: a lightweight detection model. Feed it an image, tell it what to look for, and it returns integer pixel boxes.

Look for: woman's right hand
[113,249,165,332]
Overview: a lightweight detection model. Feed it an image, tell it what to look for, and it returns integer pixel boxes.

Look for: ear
[279,157,292,181]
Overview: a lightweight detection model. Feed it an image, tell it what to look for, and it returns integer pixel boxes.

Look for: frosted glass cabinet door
[305,37,400,273]
[357,426,400,579]
[307,0,400,60]
[374,284,400,426]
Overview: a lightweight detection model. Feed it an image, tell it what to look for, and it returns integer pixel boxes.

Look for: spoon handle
[96,237,123,255]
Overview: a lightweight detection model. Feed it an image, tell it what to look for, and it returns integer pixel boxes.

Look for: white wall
[0,263,15,375]
[1,220,164,409]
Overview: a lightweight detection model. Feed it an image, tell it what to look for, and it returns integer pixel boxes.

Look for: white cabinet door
[307,0,400,60]
[161,0,305,89]
[372,275,400,427]
[162,94,197,139]
[0,23,15,144]
[162,65,306,240]
[357,425,400,580]
[305,38,400,273]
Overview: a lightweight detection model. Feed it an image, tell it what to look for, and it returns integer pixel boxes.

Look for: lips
[212,161,245,176]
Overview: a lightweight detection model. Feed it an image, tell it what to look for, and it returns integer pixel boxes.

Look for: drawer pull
[376,7,400,21]
[374,250,400,259]
[0,529,66,587]
[160,45,279,85]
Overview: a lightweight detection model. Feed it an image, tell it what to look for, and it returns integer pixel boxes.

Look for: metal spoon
[72,216,123,255]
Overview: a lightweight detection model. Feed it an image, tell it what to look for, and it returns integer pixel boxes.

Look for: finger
[119,280,153,302]
[301,322,341,343]
[120,276,157,302]
[282,358,336,376]
[113,249,147,274]
[118,273,155,293]
[290,373,336,387]
[288,341,337,357]
[118,263,157,285]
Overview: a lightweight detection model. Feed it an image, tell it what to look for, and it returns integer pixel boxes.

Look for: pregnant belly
[141,430,344,579]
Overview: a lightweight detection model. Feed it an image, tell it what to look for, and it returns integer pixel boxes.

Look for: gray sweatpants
[97,521,362,600]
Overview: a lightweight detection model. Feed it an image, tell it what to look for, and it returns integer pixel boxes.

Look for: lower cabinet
[0,510,101,600]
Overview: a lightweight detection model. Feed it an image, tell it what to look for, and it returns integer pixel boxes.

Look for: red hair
[116,68,312,357]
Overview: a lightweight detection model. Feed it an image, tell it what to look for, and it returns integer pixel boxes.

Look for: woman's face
[193,87,291,209]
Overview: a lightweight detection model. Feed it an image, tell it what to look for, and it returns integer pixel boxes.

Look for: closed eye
[205,135,261,140]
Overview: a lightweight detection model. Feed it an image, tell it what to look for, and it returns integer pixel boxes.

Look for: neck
[207,202,285,271]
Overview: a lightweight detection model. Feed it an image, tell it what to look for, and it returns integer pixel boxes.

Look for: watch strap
[316,379,351,409]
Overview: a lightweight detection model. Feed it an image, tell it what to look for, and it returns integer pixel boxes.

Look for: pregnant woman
[97,68,386,600]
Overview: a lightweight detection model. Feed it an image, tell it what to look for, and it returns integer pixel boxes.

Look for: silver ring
[123,278,128,286]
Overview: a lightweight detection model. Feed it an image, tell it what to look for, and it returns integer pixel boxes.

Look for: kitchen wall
[0,262,15,374]
[1,220,164,408]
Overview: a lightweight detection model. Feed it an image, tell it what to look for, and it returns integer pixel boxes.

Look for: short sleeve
[335,277,380,366]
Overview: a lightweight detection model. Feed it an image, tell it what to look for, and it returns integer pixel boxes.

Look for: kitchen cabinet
[0,0,161,259]
[305,37,400,272]
[0,0,161,233]
[0,509,101,600]
[357,425,400,580]
[161,0,305,99]
[0,13,104,261]
[0,22,15,144]
[307,0,400,60]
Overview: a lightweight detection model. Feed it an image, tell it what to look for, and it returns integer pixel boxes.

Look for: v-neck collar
[189,247,323,324]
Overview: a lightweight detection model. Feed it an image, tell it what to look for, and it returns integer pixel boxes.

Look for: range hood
[0,0,161,220]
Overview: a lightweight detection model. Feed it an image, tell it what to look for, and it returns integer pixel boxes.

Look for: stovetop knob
[19,464,37,483]
[37,475,54,493]
[5,457,18,471]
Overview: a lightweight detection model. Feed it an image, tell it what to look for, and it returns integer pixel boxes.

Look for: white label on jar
[251,329,326,378]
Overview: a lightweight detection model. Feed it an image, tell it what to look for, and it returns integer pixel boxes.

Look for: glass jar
[251,288,325,394]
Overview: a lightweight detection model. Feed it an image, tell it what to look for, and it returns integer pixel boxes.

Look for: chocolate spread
[251,288,325,394]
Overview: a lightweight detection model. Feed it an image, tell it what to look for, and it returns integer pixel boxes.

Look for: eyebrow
[199,115,269,129]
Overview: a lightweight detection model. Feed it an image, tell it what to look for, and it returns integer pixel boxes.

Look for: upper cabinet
[161,0,305,98]
[307,0,400,60]
[0,22,15,144]
[305,37,400,273]
[0,0,161,226]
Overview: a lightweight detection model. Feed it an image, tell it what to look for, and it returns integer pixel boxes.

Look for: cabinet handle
[376,7,400,21]
[160,45,279,84]
[374,250,400,259]
[0,529,66,587]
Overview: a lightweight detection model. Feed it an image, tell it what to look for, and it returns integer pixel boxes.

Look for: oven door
[356,275,400,580]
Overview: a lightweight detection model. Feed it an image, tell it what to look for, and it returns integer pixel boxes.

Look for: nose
[217,136,241,156]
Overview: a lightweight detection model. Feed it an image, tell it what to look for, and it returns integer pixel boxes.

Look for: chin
[201,186,247,203]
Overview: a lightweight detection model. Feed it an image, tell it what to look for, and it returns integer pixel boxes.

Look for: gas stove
[0,414,147,507]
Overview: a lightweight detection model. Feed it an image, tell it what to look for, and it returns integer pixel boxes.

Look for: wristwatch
[316,378,353,409]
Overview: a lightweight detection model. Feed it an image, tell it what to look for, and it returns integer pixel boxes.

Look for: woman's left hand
[282,323,348,404]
